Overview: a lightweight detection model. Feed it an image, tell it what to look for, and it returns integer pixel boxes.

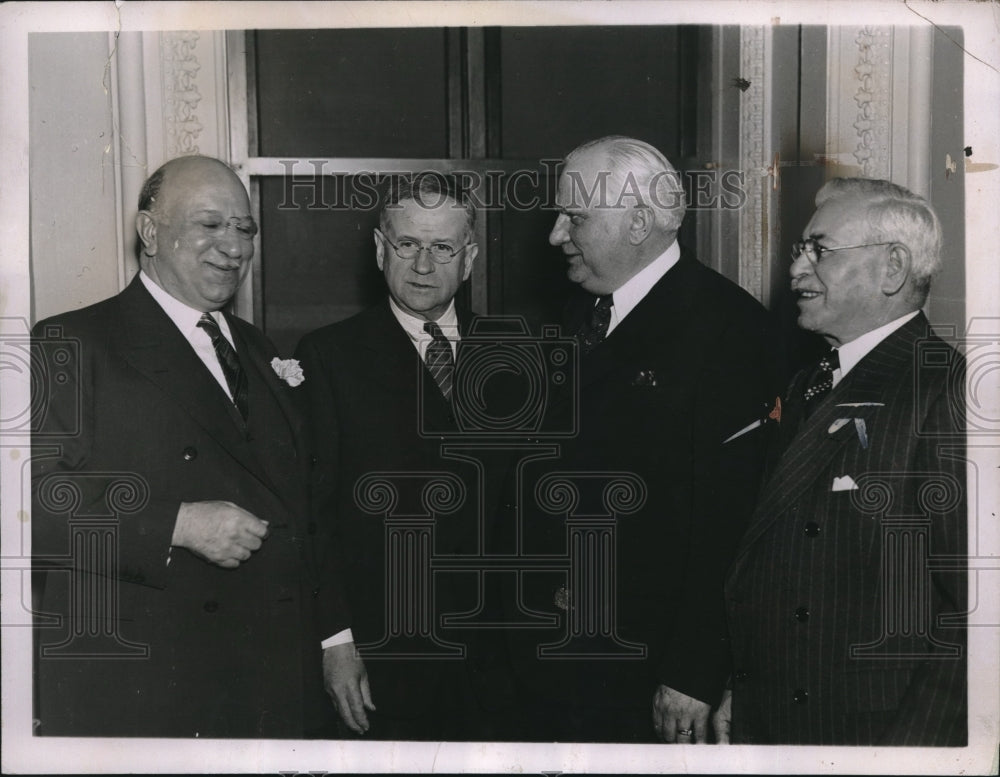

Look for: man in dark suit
[505,136,778,743]
[32,155,332,737]
[720,177,967,745]
[295,175,507,740]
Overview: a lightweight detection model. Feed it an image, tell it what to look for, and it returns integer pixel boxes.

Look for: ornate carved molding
[739,26,767,302]
[852,27,892,178]
[160,31,204,157]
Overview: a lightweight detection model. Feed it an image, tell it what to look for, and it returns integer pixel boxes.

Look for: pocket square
[832,475,859,492]
[631,369,658,387]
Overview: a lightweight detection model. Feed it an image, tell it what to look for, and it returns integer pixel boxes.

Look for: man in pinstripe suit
[719,178,966,745]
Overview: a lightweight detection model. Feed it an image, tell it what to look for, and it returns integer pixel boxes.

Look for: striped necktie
[197,313,249,421]
[423,320,455,401]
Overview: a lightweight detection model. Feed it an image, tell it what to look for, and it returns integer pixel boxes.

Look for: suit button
[203,600,218,613]
[793,689,808,704]
[312,587,320,598]
[182,446,197,461]
[734,670,749,681]
[794,606,810,622]
[804,522,821,537]
[310,456,319,467]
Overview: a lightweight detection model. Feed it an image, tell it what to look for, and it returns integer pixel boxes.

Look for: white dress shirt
[139,271,237,401]
[832,310,920,387]
[388,297,461,359]
[605,240,681,335]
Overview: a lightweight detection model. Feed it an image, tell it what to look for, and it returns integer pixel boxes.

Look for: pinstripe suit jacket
[725,312,967,745]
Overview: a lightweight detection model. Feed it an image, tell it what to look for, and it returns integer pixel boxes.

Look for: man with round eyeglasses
[295,174,513,740]
[720,177,967,745]
[32,155,329,737]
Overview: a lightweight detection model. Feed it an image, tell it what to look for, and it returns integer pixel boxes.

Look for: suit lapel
[112,278,277,494]
[573,252,701,390]
[359,301,431,402]
[228,316,304,450]
[734,314,928,560]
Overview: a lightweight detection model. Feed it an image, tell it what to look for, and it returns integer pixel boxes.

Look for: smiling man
[721,177,967,745]
[503,136,779,743]
[295,174,507,740]
[32,155,330,737]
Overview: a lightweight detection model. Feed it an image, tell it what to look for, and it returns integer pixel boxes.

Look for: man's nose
[549,214,569,246]
[216,231,247,259]
[411,248,436,274]
[789,251,812,281]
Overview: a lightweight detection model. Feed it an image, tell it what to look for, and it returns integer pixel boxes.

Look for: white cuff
[321,628,354,649]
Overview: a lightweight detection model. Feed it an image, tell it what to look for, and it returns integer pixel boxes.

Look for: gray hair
[566,135,687,234]
[816,177,942,294]
[379,172,476,240]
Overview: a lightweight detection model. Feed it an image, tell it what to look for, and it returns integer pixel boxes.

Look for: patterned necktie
[197,313,249,421]
[579,294,614,354]
[423,320,455,401]
[802,347,840,418]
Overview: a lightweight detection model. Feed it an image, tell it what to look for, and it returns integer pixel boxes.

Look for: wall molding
[851,26,893,179]
[826,26,931,195]
[161,31,205,158]
[738,25,770,303]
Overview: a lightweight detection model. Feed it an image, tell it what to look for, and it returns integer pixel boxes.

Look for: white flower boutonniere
[271,357,304,387]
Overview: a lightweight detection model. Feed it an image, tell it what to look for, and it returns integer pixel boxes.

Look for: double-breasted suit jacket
[295,300,511,724]
[725,312,967,745]
[32,276,328,737]
[508,249,779,720]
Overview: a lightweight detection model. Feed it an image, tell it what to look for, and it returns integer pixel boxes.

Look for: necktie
[802,347,840,418]
[423,320,455,401]
[578,294,614,354]
[198,313,249,421]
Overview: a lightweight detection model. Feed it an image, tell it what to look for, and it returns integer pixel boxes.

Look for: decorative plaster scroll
[739,26,766,302]
[160,31,204,156]
[852,27,892,179]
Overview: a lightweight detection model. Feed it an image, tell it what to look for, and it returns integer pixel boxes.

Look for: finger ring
[677,727,693,737]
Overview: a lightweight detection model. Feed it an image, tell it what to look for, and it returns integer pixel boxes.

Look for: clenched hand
[171,500,269,568]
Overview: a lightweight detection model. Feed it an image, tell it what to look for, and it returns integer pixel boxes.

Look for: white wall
[29,33,121,322]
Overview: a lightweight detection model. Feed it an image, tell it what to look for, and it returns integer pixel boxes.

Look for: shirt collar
[836,310,920,379]
[609,240,681,323]
[388,296,460,342]
[138,270,232,340]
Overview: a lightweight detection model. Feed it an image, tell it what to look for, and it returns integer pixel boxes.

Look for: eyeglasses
[791,238,894,265]
[197,216,258,241]
[376,228,472,264]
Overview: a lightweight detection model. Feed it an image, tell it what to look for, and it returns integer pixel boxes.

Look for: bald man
[31,156,337,737]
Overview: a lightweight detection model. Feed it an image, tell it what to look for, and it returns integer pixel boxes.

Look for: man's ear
[881,242,912,296]
[461,244,478,282]
[374,230,386,272]
[627,206,654,245]
[136,211,157,256]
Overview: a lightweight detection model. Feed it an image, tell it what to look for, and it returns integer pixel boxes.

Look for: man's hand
[712,688,732,744]
[652,684,711,743]
[323,642,375,734]
[171,501,269,568]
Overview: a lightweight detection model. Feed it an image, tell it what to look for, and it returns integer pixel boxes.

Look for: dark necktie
[802,347,840,418]
[423,320,455,401]
[579,294,614,354]
[198,313,249,421]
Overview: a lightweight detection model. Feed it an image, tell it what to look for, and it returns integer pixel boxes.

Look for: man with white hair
[506,136,778,742]
[720,177,967,745]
